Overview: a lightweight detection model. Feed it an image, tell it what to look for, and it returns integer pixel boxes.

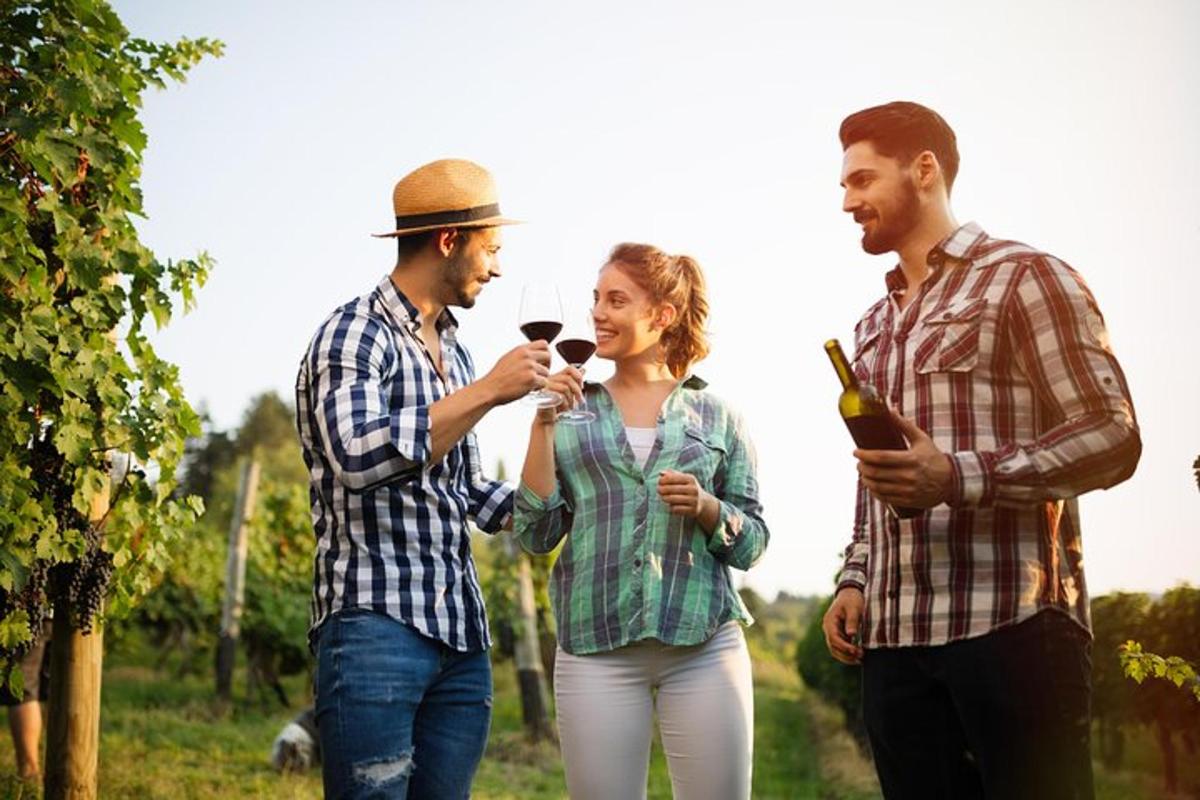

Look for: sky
[114,0,1200,600]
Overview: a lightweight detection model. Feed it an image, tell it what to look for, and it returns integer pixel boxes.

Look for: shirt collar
[376,275,459,335]
[884,265,908,295]
[928,221,987,265]
[882,222,988,294]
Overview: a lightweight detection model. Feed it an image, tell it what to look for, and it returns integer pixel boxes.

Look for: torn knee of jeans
[353,748,415,787]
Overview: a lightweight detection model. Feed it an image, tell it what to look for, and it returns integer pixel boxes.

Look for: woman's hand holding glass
[554,308,598,423]
[533,366,585,425]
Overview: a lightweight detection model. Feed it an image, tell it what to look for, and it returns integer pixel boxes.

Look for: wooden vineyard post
[216,458,260,700]
[496,460,553,740]
[44,473,110,799]
[512,541,553,740]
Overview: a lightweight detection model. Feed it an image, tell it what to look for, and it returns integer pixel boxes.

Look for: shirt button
[633,558,642,568]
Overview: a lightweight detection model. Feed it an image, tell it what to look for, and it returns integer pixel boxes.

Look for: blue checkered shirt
[295,275,513,652]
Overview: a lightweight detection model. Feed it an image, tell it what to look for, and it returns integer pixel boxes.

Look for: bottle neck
[824,339,858,391]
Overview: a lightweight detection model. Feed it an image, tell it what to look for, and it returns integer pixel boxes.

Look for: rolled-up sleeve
[947,256,1141,508]
[514,480,573,554]
[706,411,769,570]
[464,430,514,533]
[310,311,431,493]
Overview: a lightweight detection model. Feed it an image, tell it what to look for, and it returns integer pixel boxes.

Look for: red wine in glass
[555,312,597,423]
[518,284,564,407]
[520,321,563,342]
[555,338,596,365]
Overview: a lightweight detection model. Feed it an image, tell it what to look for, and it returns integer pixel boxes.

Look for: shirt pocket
[852,329,883,384]
[676,425,727,488]
[913,297,988,374]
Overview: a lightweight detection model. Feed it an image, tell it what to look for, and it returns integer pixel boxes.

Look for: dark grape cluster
[0,437,61,663]
[49,523,113,635]
[0,562,50,662]
[0,432,119,664]
[19,435,113,638]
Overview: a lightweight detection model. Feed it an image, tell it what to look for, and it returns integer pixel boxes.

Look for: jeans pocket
[322,612,436,704]
[1046,613,1091,689]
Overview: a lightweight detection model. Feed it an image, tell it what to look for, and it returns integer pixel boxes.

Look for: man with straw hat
[295,159,551,798]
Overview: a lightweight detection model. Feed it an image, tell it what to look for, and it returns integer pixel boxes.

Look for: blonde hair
[606,243,710,379]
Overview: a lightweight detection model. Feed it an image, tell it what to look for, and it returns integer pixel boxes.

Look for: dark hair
[839,101,960,193]
[395,227,476,263]
[607,243,709,379]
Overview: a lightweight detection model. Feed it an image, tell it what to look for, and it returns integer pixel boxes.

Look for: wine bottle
[825,338,922,519]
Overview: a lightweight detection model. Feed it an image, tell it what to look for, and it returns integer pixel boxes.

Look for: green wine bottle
[825,338,922,519]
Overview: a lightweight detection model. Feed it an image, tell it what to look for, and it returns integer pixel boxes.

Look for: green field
[0,636,1189,799]
[0,633,881,799]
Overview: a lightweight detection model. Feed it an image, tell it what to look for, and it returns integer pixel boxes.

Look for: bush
[795,595,866,747]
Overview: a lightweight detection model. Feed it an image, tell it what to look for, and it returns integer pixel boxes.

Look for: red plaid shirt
[837,223,1141,648]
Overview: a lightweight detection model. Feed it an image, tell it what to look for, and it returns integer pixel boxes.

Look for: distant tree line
[1095,586,1199,794]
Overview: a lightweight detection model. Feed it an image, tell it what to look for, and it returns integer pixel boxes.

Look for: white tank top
[625,426,657,468]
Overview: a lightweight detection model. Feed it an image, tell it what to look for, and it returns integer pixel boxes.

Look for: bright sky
[116,0,1200,600]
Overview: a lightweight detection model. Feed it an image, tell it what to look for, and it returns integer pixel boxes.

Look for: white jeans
[553,622,754,800]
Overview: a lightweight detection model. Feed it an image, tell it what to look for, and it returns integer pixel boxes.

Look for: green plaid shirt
[514,377,769,655]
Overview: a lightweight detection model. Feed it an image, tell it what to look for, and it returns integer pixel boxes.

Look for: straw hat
[372,159,521,238]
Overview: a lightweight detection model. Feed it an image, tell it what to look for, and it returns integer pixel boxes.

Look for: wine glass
[517,283,563,407]
[555,310,597,424]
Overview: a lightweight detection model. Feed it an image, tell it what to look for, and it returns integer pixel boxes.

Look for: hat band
[394,203,501,230]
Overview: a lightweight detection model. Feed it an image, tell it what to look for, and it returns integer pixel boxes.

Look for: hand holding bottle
[853,409,954,511]
[825,338,923,518]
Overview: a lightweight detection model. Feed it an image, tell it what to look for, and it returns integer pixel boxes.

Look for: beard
[860,179,921,255]
[442,249,478,308]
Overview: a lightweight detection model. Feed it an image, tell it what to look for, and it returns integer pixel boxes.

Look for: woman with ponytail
[515,243,769,799]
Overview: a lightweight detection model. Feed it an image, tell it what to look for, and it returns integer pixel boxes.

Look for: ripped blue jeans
[315,608,493,799]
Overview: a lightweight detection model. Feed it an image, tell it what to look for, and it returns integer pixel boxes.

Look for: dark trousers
[862,610,1094,800]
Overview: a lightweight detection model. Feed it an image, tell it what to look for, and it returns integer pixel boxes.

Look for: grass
[476,640,881,799]
[0,634,1189,799]
[738,653,879,800]
[0,641,324,800]
[1092,724,1200,800]
[0,632,881,799]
